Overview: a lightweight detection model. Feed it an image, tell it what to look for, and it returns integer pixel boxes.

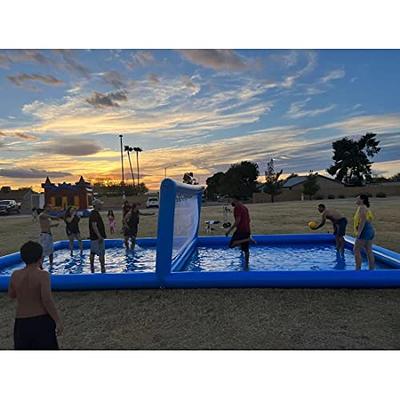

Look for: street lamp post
[119,134,125,199]
[164,164,177,179]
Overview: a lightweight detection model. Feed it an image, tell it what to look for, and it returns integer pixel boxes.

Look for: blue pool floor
[181,244,389,272]
[0,245,157,275]
[0,243,390,276]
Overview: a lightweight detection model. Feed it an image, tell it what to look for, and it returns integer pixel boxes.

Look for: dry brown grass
[1,197,400,349]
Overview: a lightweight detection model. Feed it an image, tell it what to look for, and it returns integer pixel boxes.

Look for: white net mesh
[172,191,200,261]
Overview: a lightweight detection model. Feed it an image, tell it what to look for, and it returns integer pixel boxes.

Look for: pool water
[181,244,390,272]
[1,243,391,277]
[0,245,156,275]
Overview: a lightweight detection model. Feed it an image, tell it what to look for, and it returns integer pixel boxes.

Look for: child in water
[107,209,116,235]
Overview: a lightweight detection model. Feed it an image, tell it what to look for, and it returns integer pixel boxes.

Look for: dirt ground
[1,197,399,349]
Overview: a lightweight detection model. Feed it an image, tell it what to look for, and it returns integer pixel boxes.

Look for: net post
[155,179,176,284]
[195,191,202,237]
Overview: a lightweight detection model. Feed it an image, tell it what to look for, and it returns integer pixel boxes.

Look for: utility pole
[119,134,125,199]
[164,164,176,179]
[119,135,125,185]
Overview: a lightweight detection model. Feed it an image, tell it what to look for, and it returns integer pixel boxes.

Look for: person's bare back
[39,211,52,233]
[10,267,50,318]
[324,208,344,223]
[9,241,63,349]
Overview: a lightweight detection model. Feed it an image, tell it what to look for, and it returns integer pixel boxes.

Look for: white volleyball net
[172,191,200,261]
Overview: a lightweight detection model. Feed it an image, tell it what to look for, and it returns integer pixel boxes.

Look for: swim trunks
[333,217,348,237]
[229,230,251,252]
[14,314,59,350]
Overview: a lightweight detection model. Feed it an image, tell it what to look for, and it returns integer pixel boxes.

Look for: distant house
[0,187,39,213]
[282,174,344,192]
[254,173,345,203]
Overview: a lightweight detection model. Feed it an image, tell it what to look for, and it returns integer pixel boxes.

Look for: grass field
[1,197,400,349]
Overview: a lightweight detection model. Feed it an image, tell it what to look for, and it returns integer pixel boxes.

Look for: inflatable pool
[1,179,400,291]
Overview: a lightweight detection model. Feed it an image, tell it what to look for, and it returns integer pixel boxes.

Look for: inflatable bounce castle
[41,176,93,215]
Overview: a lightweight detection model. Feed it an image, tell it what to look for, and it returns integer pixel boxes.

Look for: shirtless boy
[38,204,60,267]
[312,204,348,254]
[8,241,63,350]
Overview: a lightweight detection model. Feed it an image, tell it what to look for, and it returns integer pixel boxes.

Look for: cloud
[293,65,344,98]
[14,50,52,65]
[14,132,38,140]
[86,90,128,108]
[276,51,318,89]
[17,75,273,138]
[0,168,72,179]
[371,160,400,177]
[179,50,248,71]
[0,53,11,68]
[0,130,37,141]
[55,49,90,77]
[127,50,155,68]
[148,73,160,84]
[268,50,299,68]
[311,114,400,135]
[0,50,53,68]
[7,73,63,88]
[0,50,91,79]
[286,98,336,119]
[181,75,200,95]
[99,70,125,89]
[319,69,346,84]
[37,138,103,156]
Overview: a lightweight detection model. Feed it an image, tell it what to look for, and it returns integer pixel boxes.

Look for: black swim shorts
[333,217,348,237]
[14,314,59,350]
[229,230,251,252]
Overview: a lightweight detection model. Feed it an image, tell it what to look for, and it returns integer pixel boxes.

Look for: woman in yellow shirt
[353,194,375,270]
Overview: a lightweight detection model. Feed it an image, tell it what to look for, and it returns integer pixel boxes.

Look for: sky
[0,49,399,191]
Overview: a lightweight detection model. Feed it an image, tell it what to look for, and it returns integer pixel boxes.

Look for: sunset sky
[0,49,400,191]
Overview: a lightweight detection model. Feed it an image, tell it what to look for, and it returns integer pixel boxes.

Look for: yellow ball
[308,221,318,229]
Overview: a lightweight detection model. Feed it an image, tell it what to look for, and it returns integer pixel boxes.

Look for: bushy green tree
[263,159,283,203]
[327,133,381,186]
[219,161,260,199]
[205,172,225,200]
[302,172,320,200]
[389,173,400,182]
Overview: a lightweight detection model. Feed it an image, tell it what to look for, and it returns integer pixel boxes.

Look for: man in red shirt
[225,196,252,269]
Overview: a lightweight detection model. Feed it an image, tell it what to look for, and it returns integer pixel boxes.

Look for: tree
[219,161,259,199]
[92,181,148,197]
[389,173,400,182]
[205,172,225,200]
[286,173,298,180]
[263,159,283,203]
[370,175,389,184]
[302,172,320,200]
[327,133,381,186]
[133,147,143,186]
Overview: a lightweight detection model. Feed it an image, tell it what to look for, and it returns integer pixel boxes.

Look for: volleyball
[308,221,318,230]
